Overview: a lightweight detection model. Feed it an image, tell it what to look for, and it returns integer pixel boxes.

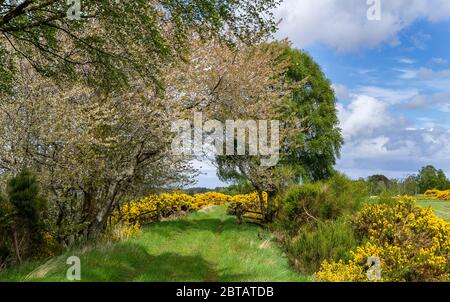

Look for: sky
[193,0,450,188]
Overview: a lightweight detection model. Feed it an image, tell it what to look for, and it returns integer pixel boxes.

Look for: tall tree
[213,44,343,221]
[217,42,343,218]
[0,58,198,241]
[277,46,343,181]
[417,165,449,193]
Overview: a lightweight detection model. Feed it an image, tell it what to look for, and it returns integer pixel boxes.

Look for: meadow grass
[0,205,308,282]
[417,200,450,221]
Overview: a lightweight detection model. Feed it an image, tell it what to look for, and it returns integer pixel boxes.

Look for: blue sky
[193,0,450,187]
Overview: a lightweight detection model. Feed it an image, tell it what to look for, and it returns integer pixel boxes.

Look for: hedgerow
[110,191,267,238]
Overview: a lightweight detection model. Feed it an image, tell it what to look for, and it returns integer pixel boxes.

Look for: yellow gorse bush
[192,192,231,209]
[109,191,265,238]
[227,192,272,219]
[316,196,450,282]
[424,189,450,200]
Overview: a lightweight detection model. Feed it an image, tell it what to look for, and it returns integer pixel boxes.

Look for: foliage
[417,165,449,193]
[207,40,292,222]
[220,181,255,196]
[277,173,367,232]
[0,0,280,95]
[184,187,225,195]
[0,169,51,268]
[215,44,344,221]
[2,37,287,242]
[277,46,343,182]
[7,169,47,230]
[400,175,420,196]
[0,205,308,282]
[366,174,391,195]
[424,189,450,201]
[272,174,367,276]
[417,200,450,221]
[366,166,450,197]
[227,192,270,219]
[110,191,265,237]
[316,196,450,282]
[284,218,358,274]
[0,61,199,241]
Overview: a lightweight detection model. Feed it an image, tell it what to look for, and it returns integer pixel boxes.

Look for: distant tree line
[364,165,450,196]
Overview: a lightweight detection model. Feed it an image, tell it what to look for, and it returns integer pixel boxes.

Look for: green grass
[417,200,450,221]
[0,205,308,282]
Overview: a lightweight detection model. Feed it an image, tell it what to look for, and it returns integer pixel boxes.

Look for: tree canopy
[278,46,343,182]
[0,0,280,97]
[417,165,449,193]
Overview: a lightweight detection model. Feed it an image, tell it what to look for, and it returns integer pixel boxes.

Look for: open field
[0,205,308,282]
[417,200,450,221]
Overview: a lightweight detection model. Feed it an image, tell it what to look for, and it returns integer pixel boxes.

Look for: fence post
[156,203,162,222]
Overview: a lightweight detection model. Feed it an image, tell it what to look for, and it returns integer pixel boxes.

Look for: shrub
[110,191,257,237]
[0,169,50,267]
[424,189,450,200]
[285,218,359,274]
[193,192,231,208]
[110,192,196,231]
[272,174,368,275]
[277,174,367,233]
[227,192,269,215]
[316,196,450,282]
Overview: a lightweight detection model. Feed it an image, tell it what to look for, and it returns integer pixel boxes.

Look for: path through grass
[0,205,308,282]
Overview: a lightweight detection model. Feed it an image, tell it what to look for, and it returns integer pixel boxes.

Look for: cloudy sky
[194,0,450,187]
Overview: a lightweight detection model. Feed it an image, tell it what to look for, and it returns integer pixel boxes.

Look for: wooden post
[156,204,162,222]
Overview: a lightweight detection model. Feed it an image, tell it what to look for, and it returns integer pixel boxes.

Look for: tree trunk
[12,229,22,265]
[257,190,267,223]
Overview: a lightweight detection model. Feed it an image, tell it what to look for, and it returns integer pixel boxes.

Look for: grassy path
[0,205,308,282]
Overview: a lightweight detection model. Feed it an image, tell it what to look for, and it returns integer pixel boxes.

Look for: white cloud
[332,83,350,100]
[354,86,419,104]
[405,92,450,110]
[409,31,432,50]
[337,94,391,140]
[397,57,416,64]
[432,57,448,65]
[275,0,450,51]
[336,126,450,179]
[336,86,450,178]
[396,67,450,80]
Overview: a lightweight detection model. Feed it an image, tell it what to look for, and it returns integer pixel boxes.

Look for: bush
[285,218,358,274]
[272,174,368,275]
[227,192,268,215]
[0,169,50,267]
[424,189,450,200]
[110,191,259,237]
[316,196,450,282]
[277,173,368,233]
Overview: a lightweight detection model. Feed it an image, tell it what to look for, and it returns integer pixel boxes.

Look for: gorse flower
[316,196,450,282]
[424,189,450,200]
[109,191,267,238]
